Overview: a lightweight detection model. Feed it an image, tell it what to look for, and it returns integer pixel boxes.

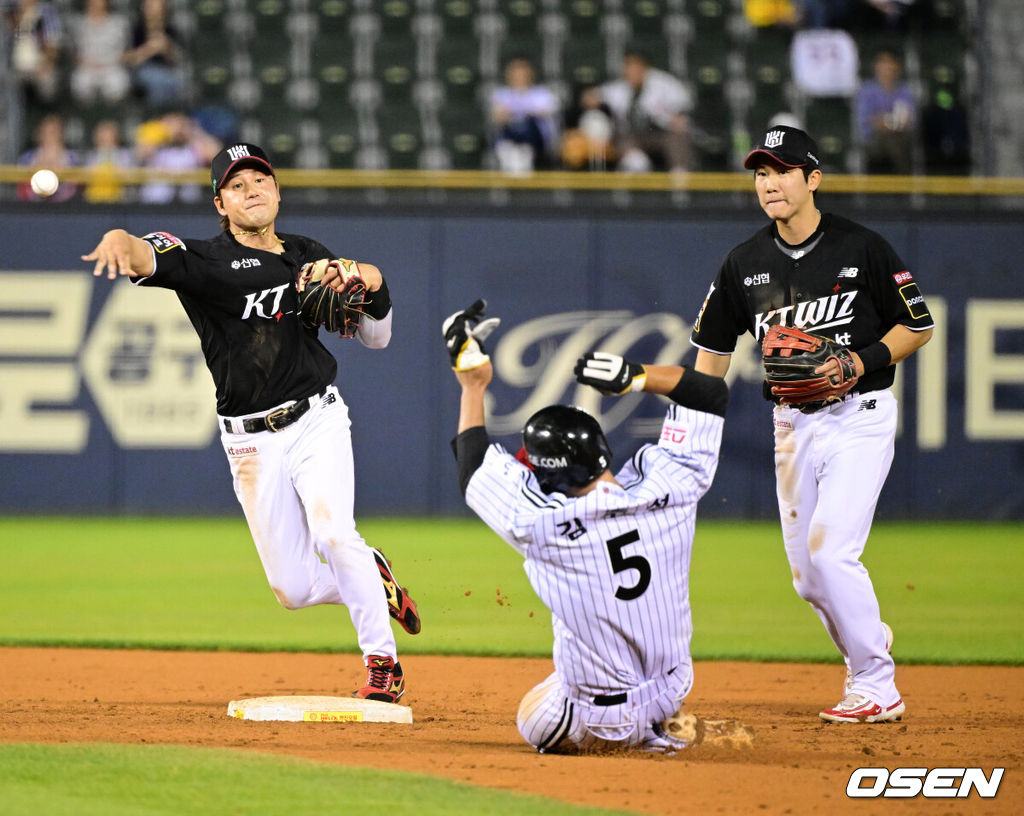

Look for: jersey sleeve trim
[689,339,733,355]
[618,444,653,490]
[130,242,158,285]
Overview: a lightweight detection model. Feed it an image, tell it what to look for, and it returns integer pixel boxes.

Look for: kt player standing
[444,301,728,752]
[690,126,933,723]
[82,143,420,703]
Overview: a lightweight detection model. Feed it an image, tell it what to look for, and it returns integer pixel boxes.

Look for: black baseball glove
[297,258,367,337]
[762,324,859,411]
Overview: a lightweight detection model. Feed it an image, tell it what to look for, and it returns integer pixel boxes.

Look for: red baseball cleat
[372,547,421,635]
[353,655,405,704]
[820,694,905,723]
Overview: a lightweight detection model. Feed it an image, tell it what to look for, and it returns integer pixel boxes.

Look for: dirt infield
[2,647,1019,815]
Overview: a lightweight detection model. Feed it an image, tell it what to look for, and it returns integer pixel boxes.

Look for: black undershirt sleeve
[450,426,490,495]
[362,277,391,320]
[666,367,729,418]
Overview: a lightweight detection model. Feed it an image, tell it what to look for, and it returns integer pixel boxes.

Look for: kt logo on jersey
[242,283,291,320]
[754,290,858,340]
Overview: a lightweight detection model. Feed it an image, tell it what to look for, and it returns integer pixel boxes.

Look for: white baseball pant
[219,386,396,660]
[517,668,693,753]
[773,390,900,707]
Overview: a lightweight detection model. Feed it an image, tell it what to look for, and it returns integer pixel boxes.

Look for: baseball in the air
[30,168,60,197]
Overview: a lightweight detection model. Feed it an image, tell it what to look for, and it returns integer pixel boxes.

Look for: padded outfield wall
[0,204,1021,519]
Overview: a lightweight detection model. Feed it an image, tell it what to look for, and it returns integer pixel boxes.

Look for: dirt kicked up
[2,648,1020,815]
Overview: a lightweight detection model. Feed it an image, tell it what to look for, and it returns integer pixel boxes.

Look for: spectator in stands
[70,0,131,106]
[743,0,800,28]
[5,0,63,105]
[922,87,970,175]
[560,88,617,171]
[746,0,858,29]
[123,0,183,109]
[856,48,916,174]
[136,110,220,204]
[17,113,79,201]
[84,119,135,203]
[489,55,560,172]
[581,47,693,173]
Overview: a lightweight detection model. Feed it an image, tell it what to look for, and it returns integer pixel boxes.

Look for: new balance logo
[859,399,877,411]
[838,267,859,278]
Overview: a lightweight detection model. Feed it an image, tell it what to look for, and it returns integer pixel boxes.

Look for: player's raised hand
[82,229,152,280]
[574,351,647,395]
[443,299,501,372]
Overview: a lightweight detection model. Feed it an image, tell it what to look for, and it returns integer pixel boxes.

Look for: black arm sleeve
[450,426,490,496]
[666,367,729,418]
[362,277,391,320]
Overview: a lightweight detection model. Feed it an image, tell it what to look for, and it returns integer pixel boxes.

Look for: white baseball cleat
[843,621,894,696]
[820,693,905,724]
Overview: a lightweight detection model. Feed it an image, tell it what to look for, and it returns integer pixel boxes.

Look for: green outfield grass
[1,516,1020,815]
[0,516,1020,663]
[0,743,636,816]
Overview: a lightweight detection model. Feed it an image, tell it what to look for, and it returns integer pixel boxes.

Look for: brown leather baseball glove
[762,324,859,411]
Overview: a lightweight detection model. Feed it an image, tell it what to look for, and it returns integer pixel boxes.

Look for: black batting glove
[442,298,501,371]
[574,352,647,396]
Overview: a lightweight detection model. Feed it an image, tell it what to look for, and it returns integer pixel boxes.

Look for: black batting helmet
[522,405,612,494]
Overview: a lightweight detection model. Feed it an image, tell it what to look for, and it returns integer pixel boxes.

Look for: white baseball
[30,169,60,198]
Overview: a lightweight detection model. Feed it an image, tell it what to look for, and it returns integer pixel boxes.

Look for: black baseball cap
[743,126,820,170]
[210,143,275,194]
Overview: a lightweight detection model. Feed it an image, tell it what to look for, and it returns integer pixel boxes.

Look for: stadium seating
[167,0,974,173]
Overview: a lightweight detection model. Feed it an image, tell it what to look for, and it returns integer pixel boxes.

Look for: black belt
[224,391,322,434]
[593,666,675,706]
[593,692,627,707]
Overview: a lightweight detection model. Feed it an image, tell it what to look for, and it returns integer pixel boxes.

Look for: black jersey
[691,213,933,395]
[137,229,337,415]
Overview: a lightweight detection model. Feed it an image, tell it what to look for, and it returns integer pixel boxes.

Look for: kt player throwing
[444,301,728,752]
[82,143,420,703]
[691,126,934,723]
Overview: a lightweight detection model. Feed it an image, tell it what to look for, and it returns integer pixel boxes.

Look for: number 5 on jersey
[606,530,651,601]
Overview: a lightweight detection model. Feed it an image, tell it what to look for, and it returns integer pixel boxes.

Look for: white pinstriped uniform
[466,403,723,752]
